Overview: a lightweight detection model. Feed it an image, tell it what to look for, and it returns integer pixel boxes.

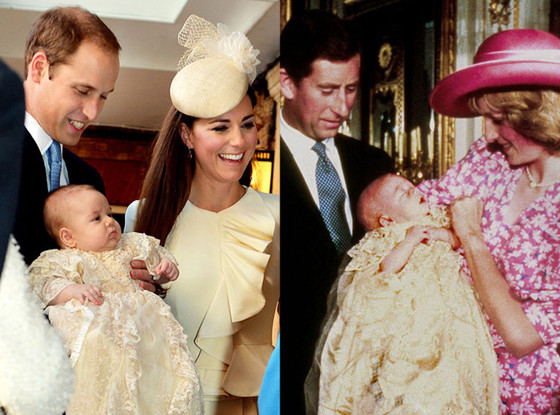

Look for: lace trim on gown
[27,233,203,415]
[316,207,500,414]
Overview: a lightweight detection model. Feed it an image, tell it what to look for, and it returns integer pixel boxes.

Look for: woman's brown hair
[134,89,256,244]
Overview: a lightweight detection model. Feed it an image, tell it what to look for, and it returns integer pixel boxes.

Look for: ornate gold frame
[368,41,405,160]
[436,0,457,177]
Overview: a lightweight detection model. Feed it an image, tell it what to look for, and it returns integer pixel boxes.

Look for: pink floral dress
[418,137,560,414]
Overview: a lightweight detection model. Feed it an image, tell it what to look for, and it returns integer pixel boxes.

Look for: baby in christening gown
[316,174,499,415]
[27,185,203,415]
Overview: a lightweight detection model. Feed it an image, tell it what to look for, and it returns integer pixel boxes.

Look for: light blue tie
[312,141,352,254]
[47,141,62,191]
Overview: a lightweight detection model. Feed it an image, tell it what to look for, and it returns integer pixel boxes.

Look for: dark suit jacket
[281,134,394,414]
[0,60,25,274]
[13,130,105,265]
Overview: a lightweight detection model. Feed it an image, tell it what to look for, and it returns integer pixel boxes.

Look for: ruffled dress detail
[165,187,279,408]
[318,207,500,414]
[27,232,204,415]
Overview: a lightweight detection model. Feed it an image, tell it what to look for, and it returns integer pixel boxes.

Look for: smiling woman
[419,28,560,413]
[125,15,280,415]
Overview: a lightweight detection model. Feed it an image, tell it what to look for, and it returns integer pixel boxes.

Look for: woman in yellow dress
[125,15,279,415]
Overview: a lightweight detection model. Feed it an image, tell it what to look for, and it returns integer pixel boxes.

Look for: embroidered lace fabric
[316,207,500,414]
[27,232,203,415]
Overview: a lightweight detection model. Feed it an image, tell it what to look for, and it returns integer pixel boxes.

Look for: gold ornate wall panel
[435,0,457,177]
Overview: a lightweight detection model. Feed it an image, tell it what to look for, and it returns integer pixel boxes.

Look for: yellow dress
[317,208,500,414]
[164,187,280,415]
[27,232,203,415]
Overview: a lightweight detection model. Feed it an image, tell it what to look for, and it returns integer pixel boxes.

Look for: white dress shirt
[280,110,353,233]
[25,112,69,189]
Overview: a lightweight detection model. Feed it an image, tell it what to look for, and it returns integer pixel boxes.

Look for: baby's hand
[406,225,430,245]
[424,227,448,242]
[154,259,179,282]
[425,227,460,249]
[66,283,103,306]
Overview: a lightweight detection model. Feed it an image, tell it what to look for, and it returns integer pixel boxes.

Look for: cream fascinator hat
[170,15,260,118]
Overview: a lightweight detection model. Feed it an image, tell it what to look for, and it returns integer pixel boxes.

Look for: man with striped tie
[280,10,394,414]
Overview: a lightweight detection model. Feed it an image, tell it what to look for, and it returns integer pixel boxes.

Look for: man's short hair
[24,6,121,78]
[280,9,360,84]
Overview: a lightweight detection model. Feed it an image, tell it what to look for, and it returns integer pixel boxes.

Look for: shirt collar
[280,109,335,152]
[24,112,60,155]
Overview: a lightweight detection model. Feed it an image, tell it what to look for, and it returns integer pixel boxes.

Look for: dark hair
[280,10,361,84]
[24,6,121,78]
[134,88,256,244]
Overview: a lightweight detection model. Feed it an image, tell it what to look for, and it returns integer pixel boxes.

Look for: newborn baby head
[358,174,429,230]
[44,184,122,251]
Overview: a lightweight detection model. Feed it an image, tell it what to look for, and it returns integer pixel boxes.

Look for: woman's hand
[450,196,544,357]
[450,197,484,241]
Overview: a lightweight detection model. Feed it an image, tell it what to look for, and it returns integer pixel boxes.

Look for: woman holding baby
[314,28,560,415]
[419,28,560,413]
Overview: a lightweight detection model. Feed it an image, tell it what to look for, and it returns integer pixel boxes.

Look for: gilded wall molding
[436,0,457,176]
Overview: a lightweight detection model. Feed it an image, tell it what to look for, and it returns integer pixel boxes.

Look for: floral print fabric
[418,137,560,414]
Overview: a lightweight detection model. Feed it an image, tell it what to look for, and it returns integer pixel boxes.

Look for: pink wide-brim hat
[430,29,560,117]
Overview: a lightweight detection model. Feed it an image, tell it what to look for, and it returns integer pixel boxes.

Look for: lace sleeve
[27,250,84,308]
[122,232,178,273]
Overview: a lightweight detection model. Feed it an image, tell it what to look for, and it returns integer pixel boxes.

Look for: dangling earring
[187,147,193,159]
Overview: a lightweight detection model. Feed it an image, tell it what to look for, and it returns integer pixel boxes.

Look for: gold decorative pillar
[436,0,457,177]
[266,62,281,195]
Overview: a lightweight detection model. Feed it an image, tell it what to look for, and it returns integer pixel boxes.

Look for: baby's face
[63,189,122,252]
[377,175,429,223]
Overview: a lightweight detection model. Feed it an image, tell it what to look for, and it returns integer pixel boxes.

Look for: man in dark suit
[280,10,395,413]
[15,7,119,265]
[15,7,158,291]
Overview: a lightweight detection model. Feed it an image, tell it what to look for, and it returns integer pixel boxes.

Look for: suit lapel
[21,130,49,195]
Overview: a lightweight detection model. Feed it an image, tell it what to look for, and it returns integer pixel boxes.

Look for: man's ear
[28,50,49,83]
[378,215,393,228]
[279,68,296,100]
[59,227,76,249]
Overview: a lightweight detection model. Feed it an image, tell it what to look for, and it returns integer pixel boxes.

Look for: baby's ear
[378,215,393,228]
[59,227,76,249]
